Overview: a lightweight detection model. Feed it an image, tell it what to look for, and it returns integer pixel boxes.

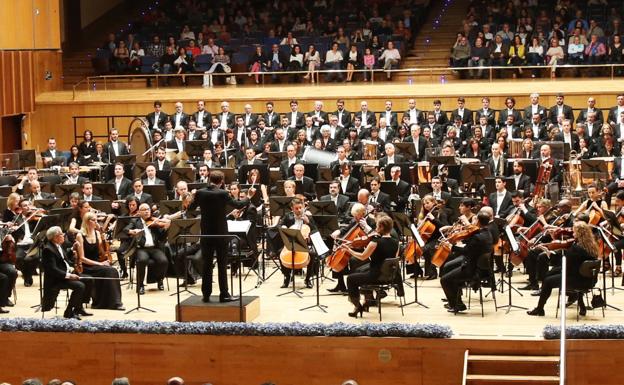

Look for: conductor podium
[175,295,260,322]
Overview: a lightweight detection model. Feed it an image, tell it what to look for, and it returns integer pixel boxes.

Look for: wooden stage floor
[40,78,624,104]
[4,262,623,340]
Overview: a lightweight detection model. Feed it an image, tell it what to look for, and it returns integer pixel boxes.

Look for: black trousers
[281,254,319,282]
[0,262,17,306]
[440,257,474,307]
[136,247,168,288]
[536,268,562,310]
[16,246,38,281]
[200,239,229,298]
[42,275,92,313]
[174,243,203,280]
[347,268,378,298]
[613,239,624,265]
[332,256,368,288]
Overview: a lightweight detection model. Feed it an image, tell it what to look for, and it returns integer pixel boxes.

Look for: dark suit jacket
[369,190,392,211]
[126,192,154,206]
[404,136,428,161]
[522,104,548,124]
[170,112,190,128]
[548,104,574,124]
[263,112,281,128]
[432,110,449,126]
[576,108,604,125]
[104,141,130,163]
[307,110,329,128]
[489,191,513,217]
[338,176,359,201]
[393,179,411,211]
[279,158,299,179]
[166,139,185,153]
[123,217,167,248]
[189,185,249,236]
[524,123,549,140]
[108,177,133,199]
[474,108,496,127]
[27,191,55,201]
[379,110,399,128]
[354,110,377,128]
[81,194,103,201]
[320,193,350,220]
[554,133,580,152]
[511,173,532,197]
[378,154,406,169]
[242,113,259,129]
[278,211,317,232]
[270,140,291,153]
[497,108,523,127]
[612,157,624,180]
[608,106,624,124]
[289,175,316,201]
[450,108,473,126]
[146,111,169,130]
[401,109,422,126]
[286,111,305,129]
[216,112,236,129]
[485,156,507,177]
[333,109,352,129]
[41,242,73,304]
[192,110,212,128]
[155,159,172,172]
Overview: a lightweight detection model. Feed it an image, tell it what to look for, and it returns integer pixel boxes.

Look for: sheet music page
[227,220,252,233]
[310,231,330,256]
[504,225,519,252]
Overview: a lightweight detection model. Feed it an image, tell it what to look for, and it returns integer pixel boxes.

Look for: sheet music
[410,224,425,248]
[227,220,252,233]
[310,231,329,256]
[504,225,519,253]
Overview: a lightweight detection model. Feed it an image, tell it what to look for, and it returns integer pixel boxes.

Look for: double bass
[532,158,553,205]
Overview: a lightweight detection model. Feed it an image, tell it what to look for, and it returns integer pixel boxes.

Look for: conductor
[189,170,255,303]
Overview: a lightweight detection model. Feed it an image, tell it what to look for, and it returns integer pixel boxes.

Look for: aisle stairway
[395,0,471,83]
[463,350,560,385]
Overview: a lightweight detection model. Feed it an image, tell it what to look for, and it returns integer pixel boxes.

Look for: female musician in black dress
[415,195,449,280]
[527,221,599,316]
[75,211,125,310]
[341,215,400,318]
[114,196,140,279]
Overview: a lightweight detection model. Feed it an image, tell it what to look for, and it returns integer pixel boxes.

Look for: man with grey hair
[41,226,91,319]
[523,93,547,125]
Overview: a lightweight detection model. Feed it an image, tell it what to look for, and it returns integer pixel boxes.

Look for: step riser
[468,362,558,377]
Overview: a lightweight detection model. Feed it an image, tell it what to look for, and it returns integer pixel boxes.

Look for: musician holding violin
[439,210,493,313]
[527,221,600,317]
[409,195,449,280]
[74,212,125,310]
[124,203,171,295]
[278,197,317,289]
[2,193,39,287]
[607,191,624,277]
[328,202,376,293]
[338,214,401,318]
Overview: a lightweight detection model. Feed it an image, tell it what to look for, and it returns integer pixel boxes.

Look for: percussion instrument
[128,118,152,163]
[362,140,378,161]
[508,138,524,158]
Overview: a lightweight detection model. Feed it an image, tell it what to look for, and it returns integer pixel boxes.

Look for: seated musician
[329,146,351,178]
[142,164,165,185]
[64,162,88,185]
[279,197,317,289]
[41,226,93,320]
[41,137,63,167]
[114,196,141,280]
[166,127,186,153]
[74,211,124,310]
[124,203,171,295]
[388,166,411,212]
[81,182,102,202]
[511,161,533,197]
[240,147,263,166]
[196,164,210,183]
[411,195,449,280]
[3,194,37,287]
[340,214,403,318]
[438,198,477,272]
[289,163,316,201]
[108,163,133,201]
[369,178,391,211]
[430,176,451,203]
[126,179,154,206]
[320,181,350,223]
[338,163,359,202]
[573,184,608,219]
[489,177,513,218]
[155,147,172,172]
[13,168,39,195]
[440,209,493,313]
[167,192,203,287]
[25,180,54,201]
[527,221,599,317]
[606,191,624,277]
[68,201,92,238]
[328,202,376,293]
[378,143,405,168]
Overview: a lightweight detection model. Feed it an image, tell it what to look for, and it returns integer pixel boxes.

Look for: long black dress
[82,232,123,309]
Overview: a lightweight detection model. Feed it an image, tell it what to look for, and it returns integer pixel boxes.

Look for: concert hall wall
[1,332,623,385]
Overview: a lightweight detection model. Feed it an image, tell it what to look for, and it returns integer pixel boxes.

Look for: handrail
[462,349,469,385]
[559,253,567,385]
[71,62,624,97]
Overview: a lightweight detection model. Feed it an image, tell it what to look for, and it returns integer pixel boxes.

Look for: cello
[532,158,553,205]
[279,222,311,270]
[405,217,437,264]
[510,206,557,266]
[327,223,366,272]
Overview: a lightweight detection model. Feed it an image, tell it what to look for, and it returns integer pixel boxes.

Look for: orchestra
[2,94,624,320]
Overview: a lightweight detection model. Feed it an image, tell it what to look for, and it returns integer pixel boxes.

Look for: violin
[536,238,575,252]
[145,216,168,228]
[431,224,480,267]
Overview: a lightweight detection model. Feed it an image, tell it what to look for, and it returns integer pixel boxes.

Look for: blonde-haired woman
[75,211,124,310]
[527,221,599,317]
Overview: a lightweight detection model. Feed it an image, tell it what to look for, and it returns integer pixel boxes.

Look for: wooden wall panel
[0,0,60,49]
[0,51,35,117]
[0,332,622,385]
[33,50,63,95]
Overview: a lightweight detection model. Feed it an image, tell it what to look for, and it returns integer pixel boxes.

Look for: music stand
[34,199,62,211]
[115,154,137,165]
[410,198,422,219]
[17,149,36,168]
[380,181,399,205]
[401,222,429,309]
[132,162,154,180]
[168,218,201,298]
[54,184,81,202]
[430,156,457,166]
[314,181,332,199]
[277,227,307,298]
[159,200,182,215]
[268,152,286,168]
[46,208,72,232]
[581,159,609,185]
[269,197,293,217]
[143,185,167,203]
[170,167,195,186]
[220,168,236,184]
[394,142,417,160]
[238,165,269,185]
[318,167,332,181]
[0,197,7,212]
[239,184,262,206]
[188,182,208,191]
[309,201,338,216]
[595,227,623,310]
[460,163,491,185]
[185,140,211,158]
[0,187,12,197]
[88,200,112,214]
[92,183,117,201]
[300,230,330,313]
[311,215,339,239]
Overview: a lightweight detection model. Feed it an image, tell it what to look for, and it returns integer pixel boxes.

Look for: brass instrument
[568,150,583,193]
